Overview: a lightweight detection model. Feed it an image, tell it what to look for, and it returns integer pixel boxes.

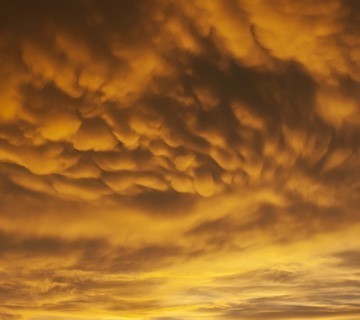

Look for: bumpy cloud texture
[0,0,359,319]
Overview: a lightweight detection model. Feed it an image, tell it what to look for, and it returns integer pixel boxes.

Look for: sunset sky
[0,1,360,319]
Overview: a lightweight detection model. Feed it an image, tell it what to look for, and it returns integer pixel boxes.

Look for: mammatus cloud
[0,0,359,319]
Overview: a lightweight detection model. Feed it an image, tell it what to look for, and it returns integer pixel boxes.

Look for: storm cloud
[0,0,359,319]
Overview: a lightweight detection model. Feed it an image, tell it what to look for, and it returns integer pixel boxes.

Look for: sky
[0,0,359,319]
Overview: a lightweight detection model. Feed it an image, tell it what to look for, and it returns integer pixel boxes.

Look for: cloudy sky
[0,0,359,319]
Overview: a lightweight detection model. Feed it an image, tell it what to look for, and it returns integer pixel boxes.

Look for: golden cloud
[0,0,359,319]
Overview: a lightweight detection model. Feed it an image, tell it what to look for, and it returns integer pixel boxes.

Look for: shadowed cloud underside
[0,0,359,319]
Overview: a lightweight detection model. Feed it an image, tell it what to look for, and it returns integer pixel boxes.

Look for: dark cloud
[334,250,360,269]
[0,313,22,320]
[222,303,360,320]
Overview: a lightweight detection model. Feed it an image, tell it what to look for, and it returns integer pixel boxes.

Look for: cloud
[72,118,117,152]
[0,0,359,319]
[333,250,360,269]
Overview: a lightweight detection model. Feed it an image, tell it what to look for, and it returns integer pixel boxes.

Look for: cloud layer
[0,0,359,319]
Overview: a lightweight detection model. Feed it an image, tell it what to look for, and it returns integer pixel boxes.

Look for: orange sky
[0,1,360,319]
